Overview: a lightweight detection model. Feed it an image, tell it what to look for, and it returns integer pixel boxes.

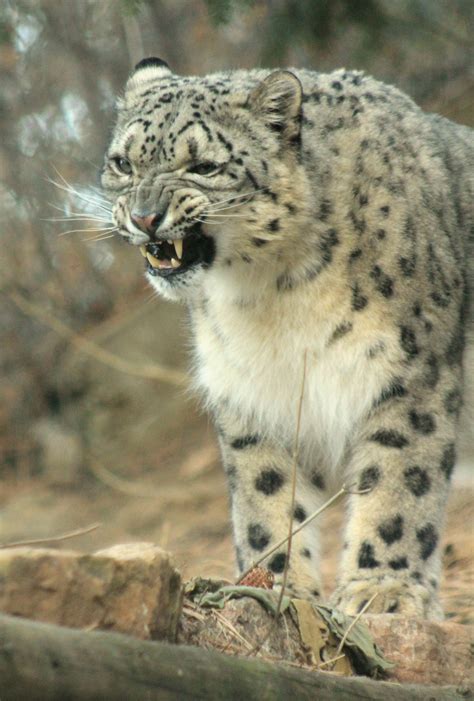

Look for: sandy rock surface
[180,593,473,686]
[364,614,473,686]
[0,542,182,641]
[0,542,471,687]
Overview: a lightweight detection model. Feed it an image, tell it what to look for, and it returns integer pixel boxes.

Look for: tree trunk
[0,613,469,701]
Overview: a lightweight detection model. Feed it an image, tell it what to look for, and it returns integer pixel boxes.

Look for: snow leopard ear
[126,56,172,90]
[248,71,302,141]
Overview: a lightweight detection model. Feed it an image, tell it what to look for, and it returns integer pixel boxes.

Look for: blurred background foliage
[0,1,472,573]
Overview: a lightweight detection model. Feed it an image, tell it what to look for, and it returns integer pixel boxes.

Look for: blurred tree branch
[1,0,472,482]
[8,291,187,387]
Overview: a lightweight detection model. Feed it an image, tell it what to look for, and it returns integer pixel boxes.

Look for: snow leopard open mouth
[139,225,215,277]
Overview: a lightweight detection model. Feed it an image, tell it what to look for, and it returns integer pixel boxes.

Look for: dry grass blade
[182,603,207,623]
[9,291,187,387]
[212,610,254,651]
[0,522,101,549]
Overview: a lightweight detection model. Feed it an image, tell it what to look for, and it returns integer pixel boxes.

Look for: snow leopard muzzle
[138,223,215,278]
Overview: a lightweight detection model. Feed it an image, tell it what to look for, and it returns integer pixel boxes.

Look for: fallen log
[1,545,472,687]
[0,613,469,701]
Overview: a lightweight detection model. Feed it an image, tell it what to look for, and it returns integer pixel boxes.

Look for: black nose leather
[131,212,162,235]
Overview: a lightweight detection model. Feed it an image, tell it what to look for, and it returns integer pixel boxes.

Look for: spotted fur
[102,59,473,619]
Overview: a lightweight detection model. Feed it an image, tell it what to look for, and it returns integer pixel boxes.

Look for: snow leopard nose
[131,211,162,235]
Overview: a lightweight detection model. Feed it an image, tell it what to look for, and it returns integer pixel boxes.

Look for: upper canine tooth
[171,258,180,268]
[139,245,147,258]
[146,251,160,268]
[174,239,183,259]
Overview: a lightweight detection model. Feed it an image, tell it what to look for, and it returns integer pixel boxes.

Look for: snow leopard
[102,57,473,619]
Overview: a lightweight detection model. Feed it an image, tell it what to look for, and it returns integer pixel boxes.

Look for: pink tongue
[157,259,172,269]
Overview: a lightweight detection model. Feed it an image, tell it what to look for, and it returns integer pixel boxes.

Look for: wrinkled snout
[130,211,163,236]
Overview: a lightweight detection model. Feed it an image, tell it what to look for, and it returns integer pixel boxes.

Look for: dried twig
[88,455,214,505]
[246,351,307,656]
[334,592,379,658]
[0,522,101,549]
[318,654,347,669]
[236,475,370,584]
[344,484,373,495]
[236,486,346,584]
[88,457,162,498]
[8,291,187,387]
[318,592,380,672]
[275,350,307,615]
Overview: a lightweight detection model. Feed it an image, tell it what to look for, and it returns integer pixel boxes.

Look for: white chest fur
[191,273,397,475]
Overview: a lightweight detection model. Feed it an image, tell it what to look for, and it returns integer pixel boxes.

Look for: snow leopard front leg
[332,374,459,620]
[216,410,325,601]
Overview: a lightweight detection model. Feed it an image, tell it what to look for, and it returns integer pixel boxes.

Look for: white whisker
[59,226,117,237]
[46,202,109,219]
[48,176,110,206]
[206,202,250,213]
[207,189,264,210]
[194,219,230,226]
[49,187,111,215]
[50,166,111,203]
[44,215,113,224]
[47,173,112,214]
[82,232,117,242]
[46,202,99,215]
[201,213,250,219]
[205,192,263,213]
[144,289,161,305]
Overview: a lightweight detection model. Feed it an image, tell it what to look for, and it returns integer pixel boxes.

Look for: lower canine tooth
[146,251,160,268]
[140,245,147,257]
[174,239,183,259]
[171,258,180,269]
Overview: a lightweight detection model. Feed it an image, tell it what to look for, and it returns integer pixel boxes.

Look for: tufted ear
[126,56,172,91]
[134,57,170,73]
[247,71,302,141]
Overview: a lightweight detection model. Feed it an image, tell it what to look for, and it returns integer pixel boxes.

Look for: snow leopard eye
[111,156,133,175]
[187,162,221,176]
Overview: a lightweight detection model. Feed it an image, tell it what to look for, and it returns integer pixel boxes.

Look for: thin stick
[318,654,347,669]
[236,486,346,584]
[0,523,101,549]
[8,291,187,387]
[275,350,307,614]
[245,351,307,656]
[335,592,380,658]
[88,458,162,498]
[318,592,380,672]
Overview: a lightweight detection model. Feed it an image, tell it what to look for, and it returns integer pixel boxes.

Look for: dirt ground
[1,420,472,625]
